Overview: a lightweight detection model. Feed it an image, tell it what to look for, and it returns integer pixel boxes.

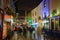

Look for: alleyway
[0,0,60,40]
[10,32,60,40]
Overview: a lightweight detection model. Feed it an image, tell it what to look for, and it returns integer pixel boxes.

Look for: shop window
[55,18,58,31]
[59,18,60,28]
[51,19,54,30]
[38,16,41,20]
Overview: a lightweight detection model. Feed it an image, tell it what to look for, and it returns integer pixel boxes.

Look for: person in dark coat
[5,22,12,40]
[22,25,27,37]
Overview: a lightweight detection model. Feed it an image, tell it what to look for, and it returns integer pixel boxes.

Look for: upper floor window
[44,12,46,19]
[35,11,36,16]
[38,16,41,20]
[44,0,46,7]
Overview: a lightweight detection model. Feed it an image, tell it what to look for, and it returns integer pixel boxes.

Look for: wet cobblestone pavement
[10,33,60,40]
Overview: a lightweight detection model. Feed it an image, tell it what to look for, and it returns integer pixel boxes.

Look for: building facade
[50,0,60,30]
[0,0,15,39]
[41,0,50,29]
[31,2,43,28]
[31,0,50,28]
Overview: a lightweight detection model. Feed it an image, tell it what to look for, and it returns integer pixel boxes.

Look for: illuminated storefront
[4,15,13,23]
[4,15,13,28]
[50,9,60,30]
[41,0,50,29]
[42,19,49,29]
[3,15,13,39]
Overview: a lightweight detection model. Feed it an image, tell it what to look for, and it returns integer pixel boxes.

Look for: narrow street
[11,34,27,40]
[10,32,60,40]
[11,32,44,40]
[0,0,60,40]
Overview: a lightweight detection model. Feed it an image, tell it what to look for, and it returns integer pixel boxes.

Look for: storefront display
[4,15,13,26]
[55,17,59,31]
[51,19,54,30]
[50,9,60,30]
[59,17,60,28]
[4,15,13,22]
[3,15,13,39]
[50,16,60,31]
[42,20,49,29]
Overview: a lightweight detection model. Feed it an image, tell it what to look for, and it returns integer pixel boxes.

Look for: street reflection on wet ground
[11,32,60,40]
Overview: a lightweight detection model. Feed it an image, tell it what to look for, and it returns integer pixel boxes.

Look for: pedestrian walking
[5,22,12,40]
[13,24,17,40]
[23,25,27,37]
[37,26,41,40]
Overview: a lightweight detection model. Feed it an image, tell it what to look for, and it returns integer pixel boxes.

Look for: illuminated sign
[27,16,32,24]
[4,15,13,22]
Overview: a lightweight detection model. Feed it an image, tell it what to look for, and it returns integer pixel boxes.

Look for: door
[59,17,60,30]
[51,19,54,30]
[55,17,58,31]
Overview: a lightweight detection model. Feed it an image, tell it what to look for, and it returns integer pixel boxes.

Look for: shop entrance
[51,19,54,30]
[51,16,59,31]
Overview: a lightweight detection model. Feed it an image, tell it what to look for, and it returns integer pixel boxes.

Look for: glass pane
[59,18,60,28]
[51,19,54,30]
[55,17,58,31]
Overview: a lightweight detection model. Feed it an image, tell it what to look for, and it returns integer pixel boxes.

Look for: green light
[52,9,57,16]
[27,16,32,24]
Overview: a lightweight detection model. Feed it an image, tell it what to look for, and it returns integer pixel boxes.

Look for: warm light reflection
[4,15,13,19]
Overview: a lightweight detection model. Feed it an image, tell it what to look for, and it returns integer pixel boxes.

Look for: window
[44,12,46,19]
[55,18,58,31]
[35,19,37,23]
[51,19,54,30]
[44,0,46,7]
[38,16,41,20]
[35,11,36,16]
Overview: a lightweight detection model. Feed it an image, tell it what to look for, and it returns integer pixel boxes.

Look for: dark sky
[14,0,42,19]
[14,0,42,12]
